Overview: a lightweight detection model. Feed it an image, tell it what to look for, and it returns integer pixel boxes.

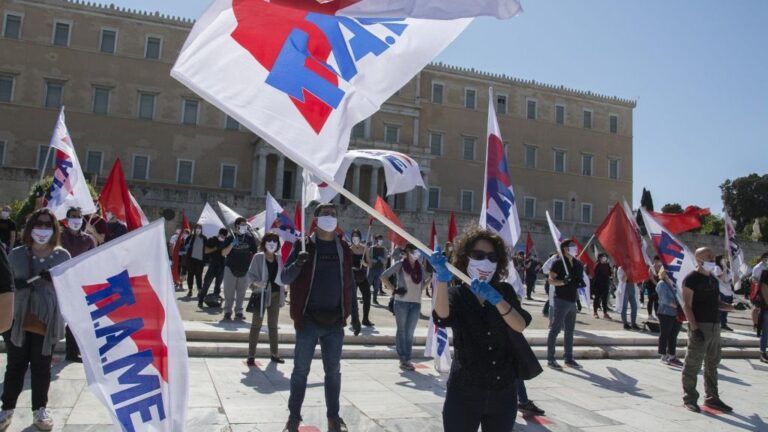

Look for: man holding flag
[546,237,585,370]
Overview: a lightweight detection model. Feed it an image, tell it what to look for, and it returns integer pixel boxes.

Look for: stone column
[255,149,267,197]
[352,163,361,196]
[421,172,430,211]
[294,166,304,201]
[275,154,285,199]
[250,145,260,197]
[369,166,380,204]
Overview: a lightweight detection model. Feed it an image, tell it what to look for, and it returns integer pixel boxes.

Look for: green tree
[10,177,97,228]
[720,173,768,232]
[661,203,684,214]
[636,188,655,235]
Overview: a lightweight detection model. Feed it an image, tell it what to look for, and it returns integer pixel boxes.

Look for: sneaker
[564,359,582,369]
[399,361,416,371]
[283,418,301,432]
[721,325,733,332]
[222,312,232,321]
[327,417,349,432]
[235,313,245,321]
[246,358,256,367]
[704,398,733,412]
[623,323,632,330]
[631,324,642,331]
[362,320,375,327]
[0,409,13,431]
[668,357,684,367]
[33,407,54,431]
[761,352,768,364]
[593,313,600,319]
[547,361,563,370]
[660,355,669,365]
[684,402,701,413]
[271,356,285,364]
[198,301,204,308]
[518,400,546,416]
[603,313,612,320]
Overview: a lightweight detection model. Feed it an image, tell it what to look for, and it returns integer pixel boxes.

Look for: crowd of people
[0,202,767,431]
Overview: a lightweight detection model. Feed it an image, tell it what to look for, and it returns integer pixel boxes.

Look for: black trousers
[593,288,609,314]
[2,332,54,411]
[199,261,225,300]
[647,285,658,317]
[187,258,205,294]
[65,326,79,358]
[525,279,536,298]
[443,384,517,432]
[658,314,682,356]
[357,279,372,322]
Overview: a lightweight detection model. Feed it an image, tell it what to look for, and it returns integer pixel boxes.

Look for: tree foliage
[10,177,97,228]
[720,173,768,232]
[661,203,684,214]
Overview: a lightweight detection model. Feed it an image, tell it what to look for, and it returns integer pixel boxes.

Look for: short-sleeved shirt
[683,271,720,323]
[550,258,584,303]
[224,234,259,276]
[0,219,16,247]
[205,237,226,265]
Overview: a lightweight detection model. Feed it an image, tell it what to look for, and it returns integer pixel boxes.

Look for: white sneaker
[32,408,54,431]
[660,355,669,365]
[0,409,13,431]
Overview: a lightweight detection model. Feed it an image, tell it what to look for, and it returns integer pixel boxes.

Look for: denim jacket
[656,280,678,317]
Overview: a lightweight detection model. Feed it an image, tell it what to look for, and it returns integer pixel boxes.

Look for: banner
[46,107,97,220]
[197,203,225,238]
[338,0,523,19]
[100,159,146,231]
[374,196,406,247]
[266,192,300,242]
[424,276,452,372]
[724,211,749,283]
[50,219,188,432]
[596,202,648,284]
[650,206,710,235]
[640,208,696,299]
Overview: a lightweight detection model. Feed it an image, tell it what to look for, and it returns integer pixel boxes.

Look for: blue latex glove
[231,235,239,247]
[471,279,503,306]
[428,246,453,283]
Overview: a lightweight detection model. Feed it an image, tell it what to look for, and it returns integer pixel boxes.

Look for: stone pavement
[1,356,767,431]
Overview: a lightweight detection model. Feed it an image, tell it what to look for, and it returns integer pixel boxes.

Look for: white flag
[640,208,697,301]
[339,0,523,19]
[197,203,225,238]
[424,278,452,372]
[217,201,243,226]
[45,107,97,219]
[265,192,284,235]
[724,211,749,283]
[50,220,188,432]
[171,0,470,178]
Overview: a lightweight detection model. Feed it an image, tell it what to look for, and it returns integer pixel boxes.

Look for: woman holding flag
[428,227,530,432]
[246,232,286,366]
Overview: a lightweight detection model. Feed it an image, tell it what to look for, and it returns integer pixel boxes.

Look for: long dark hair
[260,232,280,252]
[22,208,61,248]
[451,225,509,285]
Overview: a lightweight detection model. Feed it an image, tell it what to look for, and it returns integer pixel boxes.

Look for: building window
[384,125,399,144]
[582,154,593,176]
[92,87,110,115]
[0,74,14,103]
[581,203,593,224]
[496,94,507,115]
[555,104,565,125]
[85,150,103,175]
[44,81,64,109]
[526,98,537,120]
[52,20,70,47]
[132,154,149,180]
[524,145,537,169]
[583,109,593,129]
[220,164,237,189]
[609,114,618,134]
[176,159,194,185]
[523,196,536,218]
[431,82,444,104]
[464,88,476,110]
[182,99,199,125]
[429,133,443,156]
[3,13,22,39]
[553,200,565,221]
[37,145,54,170]
[462,137,476,161]
[145,35,162,59]
[225,115,240,131]
[100,28,117,54]
[351,121,366,139]
[138,93,155,120]
[609,158,620,180]
[461,190,474,212]
[428,187,440,209]
[0,141,5,165]
[554,150,566,173]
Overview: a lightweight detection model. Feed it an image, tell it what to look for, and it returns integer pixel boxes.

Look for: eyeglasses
[468,250,499,263]
[33,220,53,228]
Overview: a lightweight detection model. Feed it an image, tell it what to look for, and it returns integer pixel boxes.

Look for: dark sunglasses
[468,250,499,263]
[33,220,54,228]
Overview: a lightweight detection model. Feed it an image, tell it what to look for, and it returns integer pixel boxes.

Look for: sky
[108,0,768,213]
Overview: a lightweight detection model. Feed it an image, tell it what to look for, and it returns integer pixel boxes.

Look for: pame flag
[724,211,749,283]
[338,0,523,19]
[266,192,301,242]
[50,220,188,432]
[640,208,696,301]
[172,0,470,177]
[425,278,452,372]
[46,107,97,220]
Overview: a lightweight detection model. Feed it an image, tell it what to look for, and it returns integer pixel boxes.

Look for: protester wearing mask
[429,227,530,432]
[175,228,191,291]
[104,211,127,242]
[546,240,585,370]
[0,209,70,431]
[222,218,259,320]
[592,254,613,319]
[713,255,734,331]
[246,233,286,366]
[184,225,207,299]
[381,244,432,371]
[82,202,107,245]
[280,204,355,432]
[367,234,388,305]
[644,256,663,320]
[656,268,683,366]
[59,207,97,363]
[199,228,228,308]
[681,247,735,413]
[0,205,16,253]
[523,254,540,300]
[618,266,641,330]
[350,229,373,327]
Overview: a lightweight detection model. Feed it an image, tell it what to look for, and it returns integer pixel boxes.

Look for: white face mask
[352,237,361,245]
[377,240,383,247]
[218,236,225,241]
[600,257,608,263]
[701,261,717,273]
[567,246,579,258]
[467,258,497,282]
[410,251,421,261]
[238,225,248,235]
[265,241,278,253]
[31,228,53,245]
[316,216,337,233]
[67,218,83,231]
[195,228,202,235]
[0,211,9,219]
[105,212,114,221]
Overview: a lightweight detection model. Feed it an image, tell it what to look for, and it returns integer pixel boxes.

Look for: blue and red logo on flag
[652,232,685,285]
[48,149,75,207]
[231,0,408,134]
[484,133,515,232]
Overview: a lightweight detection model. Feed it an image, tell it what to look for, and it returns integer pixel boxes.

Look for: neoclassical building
[0,0,635,245]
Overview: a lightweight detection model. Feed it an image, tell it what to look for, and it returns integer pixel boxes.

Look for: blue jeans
[761,309,768,353]
[547,298,577,362]
[622,283,638,325]
[720,294,733,327]
[517,379,529,405]
[394,301,421,362]
[288,321,344,421]
[443,384,517,432]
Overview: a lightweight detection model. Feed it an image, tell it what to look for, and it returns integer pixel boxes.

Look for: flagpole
[577,234,596,259]
[39,107,65,182]
[300,175,307,253]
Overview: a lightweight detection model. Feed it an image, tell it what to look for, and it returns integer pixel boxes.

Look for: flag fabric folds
[50,219,188,432]
[338,0,523,19]
[525,232,534,258]
[373,196,406,248]
[45,108,97,220]
[621,199,652,266]
[172,0,470,178]
[640,208,697,298]
[266,192,301,243]
[99,159,146,231]
[429,220,437,250]
[217,201,243,226]
[650,206,710,235]
[571,236,595,278]
[595,203,648,284]
[724,211,749,283]
[171,213,190,286]
[197,203,226,238]
[447,211,458,243]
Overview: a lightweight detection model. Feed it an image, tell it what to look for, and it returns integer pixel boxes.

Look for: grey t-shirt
[307,239,342,315]
[9,246,71,282]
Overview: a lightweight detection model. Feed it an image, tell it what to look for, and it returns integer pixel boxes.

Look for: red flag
[571,236,595,278]
[447,211,458,243]
[525,232,534,258]
[429,220,437,250]
[99,159,144,231]
[650,206,710,234]
[374,196,406,248]
[595,203,648,283]
[171,213,189,285]
[294,202,302,233]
